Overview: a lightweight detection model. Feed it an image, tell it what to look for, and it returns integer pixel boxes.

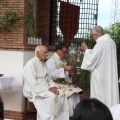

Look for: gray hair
[91,26,104,35]
[35,45,41,56]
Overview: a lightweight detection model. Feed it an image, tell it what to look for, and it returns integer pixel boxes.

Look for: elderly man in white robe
[46,42,82,118]
[80,26,119,108]
[23,45,69,120]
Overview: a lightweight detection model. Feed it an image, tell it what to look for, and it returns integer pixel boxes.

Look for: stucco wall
[0,50,53,112]
[0,50,34,111]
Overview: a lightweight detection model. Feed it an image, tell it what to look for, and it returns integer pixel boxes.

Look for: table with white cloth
[0,76,36,119]
[0,76,22,90]
[0,76,23,114]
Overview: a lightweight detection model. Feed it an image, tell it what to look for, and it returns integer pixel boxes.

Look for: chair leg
[23,97,37,120]
[24,97,27,120]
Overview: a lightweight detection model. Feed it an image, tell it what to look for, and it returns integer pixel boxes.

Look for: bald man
[23,45,69,120]
[80,26,119,108]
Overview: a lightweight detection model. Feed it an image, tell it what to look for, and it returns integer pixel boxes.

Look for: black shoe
[70,117,73,120]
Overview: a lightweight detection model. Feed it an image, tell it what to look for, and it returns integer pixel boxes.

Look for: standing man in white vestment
[23,45,69,120]
[46,42,81,118]
[80,26,119,108]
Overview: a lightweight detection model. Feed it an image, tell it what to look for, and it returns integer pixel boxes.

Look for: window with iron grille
[50,0,99,46]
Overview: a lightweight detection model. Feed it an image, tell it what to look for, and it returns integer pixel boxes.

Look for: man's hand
[78,44,88,52]
[49,87,59,95]
[64,66,73,71]
[69,69,76,77]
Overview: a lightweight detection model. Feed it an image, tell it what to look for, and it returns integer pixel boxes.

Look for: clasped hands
[78,44,88,52]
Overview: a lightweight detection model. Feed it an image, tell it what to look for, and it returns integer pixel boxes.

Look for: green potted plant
[25,1,36,37]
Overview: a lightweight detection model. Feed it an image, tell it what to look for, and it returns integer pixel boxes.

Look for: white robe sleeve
[23,62,48,94]
[46,59,72,83]
[81,44,102,71]
[64,71,72,83]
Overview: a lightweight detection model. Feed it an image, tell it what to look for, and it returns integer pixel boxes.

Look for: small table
[0,76,22,90]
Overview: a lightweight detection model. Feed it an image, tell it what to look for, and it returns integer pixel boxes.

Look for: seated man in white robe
[23,45,69,120]
[46,42,82,118]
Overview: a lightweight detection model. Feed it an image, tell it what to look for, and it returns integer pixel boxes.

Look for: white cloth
[23,56,69,120]
[46,53,81,117]
[0,76,21,90]
[81,34,119,108]
[110,104,120,120]
[47,53,72,83]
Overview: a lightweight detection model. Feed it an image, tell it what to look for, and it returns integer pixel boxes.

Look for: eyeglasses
[61,50,68,55]
[91,34,96,37]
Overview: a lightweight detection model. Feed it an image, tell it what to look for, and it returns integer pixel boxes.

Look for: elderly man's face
[90,29,101,41]
[37,46,48,61]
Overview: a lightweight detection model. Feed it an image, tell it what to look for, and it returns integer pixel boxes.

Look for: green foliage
[0,0,36,34]
[104,22,120,45]
[72,70,90,92]
[24,1,36,37]
[67,44,90,92]
[27,28,36,37]
[67,53,77,67]
[0,10,20,31]
[0,1,24,32]
[104,22,120,78]
[24,12,36,36]
[0,0,3,4]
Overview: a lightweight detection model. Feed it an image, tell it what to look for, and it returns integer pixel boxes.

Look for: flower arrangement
[67,42,90,97]
[67,43,84,74]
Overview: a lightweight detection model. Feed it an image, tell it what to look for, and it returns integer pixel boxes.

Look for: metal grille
[50,0,99,46]
[50,0,99,93]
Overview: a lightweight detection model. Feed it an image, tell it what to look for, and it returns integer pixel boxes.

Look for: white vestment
[81,34,119,108]
[46,53,81,117]
[110,104,120,120]
[23,56,69,120]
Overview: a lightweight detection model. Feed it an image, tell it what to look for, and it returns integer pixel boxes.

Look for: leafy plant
[0,10,20,31]
[25,1,36,37]
[0,0,3,4]
[67,43,90,93]
[0,1,24,32]
[25,12,36,37]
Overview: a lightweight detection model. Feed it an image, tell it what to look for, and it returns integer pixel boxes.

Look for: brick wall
[0,0,55,51]
[0,0,27,50]
[37,0,51,45]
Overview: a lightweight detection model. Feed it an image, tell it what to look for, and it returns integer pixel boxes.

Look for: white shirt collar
[96,34,112,43]
[54,52,61,60]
